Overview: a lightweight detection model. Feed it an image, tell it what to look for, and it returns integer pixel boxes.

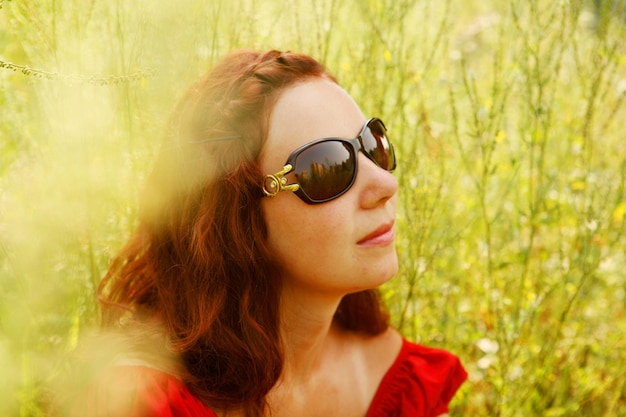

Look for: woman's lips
[358,223,394,246]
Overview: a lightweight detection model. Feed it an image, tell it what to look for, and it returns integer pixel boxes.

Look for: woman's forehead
[261,79,365,169]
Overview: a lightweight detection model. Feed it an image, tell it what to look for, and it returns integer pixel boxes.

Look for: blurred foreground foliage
[1,0,625,415]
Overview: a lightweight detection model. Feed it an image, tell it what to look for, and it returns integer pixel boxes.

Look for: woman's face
[260,78,398,297]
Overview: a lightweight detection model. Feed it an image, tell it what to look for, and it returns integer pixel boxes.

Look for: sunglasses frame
[262,118,396,204]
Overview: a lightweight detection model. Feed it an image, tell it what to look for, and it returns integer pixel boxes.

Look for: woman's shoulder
[365,329,468,417]
[67,364,217,417]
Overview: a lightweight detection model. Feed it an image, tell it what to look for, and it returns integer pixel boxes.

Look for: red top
[365,339,467,417]
[72,339,466,417]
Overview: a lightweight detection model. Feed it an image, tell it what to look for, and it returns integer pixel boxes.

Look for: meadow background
[1,0,625,415]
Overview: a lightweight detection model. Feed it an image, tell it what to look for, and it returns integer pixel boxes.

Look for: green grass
[1,0,625,415]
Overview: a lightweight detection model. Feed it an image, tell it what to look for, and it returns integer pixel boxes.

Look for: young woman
[74,50,466,417]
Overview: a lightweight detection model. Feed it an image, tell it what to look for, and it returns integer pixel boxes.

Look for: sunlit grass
[1,0,625,416]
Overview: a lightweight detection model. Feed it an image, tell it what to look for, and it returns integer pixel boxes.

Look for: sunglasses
[262,118,396,204]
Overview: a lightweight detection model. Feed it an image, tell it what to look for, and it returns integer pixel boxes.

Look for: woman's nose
[356,153,398,209]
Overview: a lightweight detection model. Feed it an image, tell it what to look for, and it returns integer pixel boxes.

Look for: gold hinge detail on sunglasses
[262,164,300,197]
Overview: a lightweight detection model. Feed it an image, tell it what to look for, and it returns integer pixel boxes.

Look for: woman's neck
[277,285,345,384]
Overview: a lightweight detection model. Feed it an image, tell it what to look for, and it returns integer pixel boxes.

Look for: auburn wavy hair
[98,50,390,416]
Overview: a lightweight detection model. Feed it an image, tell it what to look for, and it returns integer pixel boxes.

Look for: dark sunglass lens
[293,141,355,202]
[362,120,395,171]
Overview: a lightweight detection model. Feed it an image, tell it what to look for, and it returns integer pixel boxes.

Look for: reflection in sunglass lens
[293,141,355,202]
[362,120,394,171]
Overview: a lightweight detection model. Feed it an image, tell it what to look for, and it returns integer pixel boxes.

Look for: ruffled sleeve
[366,339,467,417]
[69,366,217,417]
